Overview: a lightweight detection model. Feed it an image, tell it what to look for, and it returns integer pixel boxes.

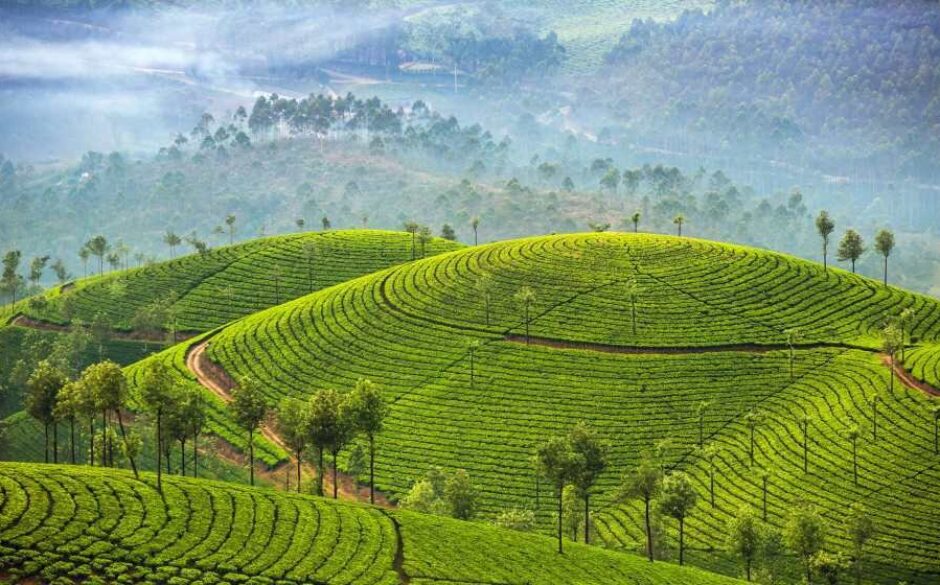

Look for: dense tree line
[603,0,940,181]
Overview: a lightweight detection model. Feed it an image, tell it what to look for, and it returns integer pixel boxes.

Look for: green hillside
[0,463,742,585]
[170,232,940,583]
[11,229,462,332]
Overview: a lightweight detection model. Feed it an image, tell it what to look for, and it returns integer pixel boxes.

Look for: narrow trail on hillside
[11,314,197,343]
[504,334,873,355]
[185,339,393,506]
[884,355,940,396]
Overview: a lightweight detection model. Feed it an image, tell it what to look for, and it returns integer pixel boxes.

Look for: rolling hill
[0,230,461,471]
[148,232,940,583]
[0,463,742,585]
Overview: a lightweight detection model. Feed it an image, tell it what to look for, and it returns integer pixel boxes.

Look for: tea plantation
[186,233,940,583]
[0,463,742,585]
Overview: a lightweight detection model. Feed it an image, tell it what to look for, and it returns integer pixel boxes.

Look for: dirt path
[185,340,392,506]
[505,334,871,355]
[883,355,940,396]
[12,315,197,343]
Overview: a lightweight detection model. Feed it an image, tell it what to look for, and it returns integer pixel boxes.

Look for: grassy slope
[193,233,940,583]
[0,463,742,585]
[0,230,461,467]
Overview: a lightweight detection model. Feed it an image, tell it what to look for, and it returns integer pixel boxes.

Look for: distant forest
[602,0,940,181]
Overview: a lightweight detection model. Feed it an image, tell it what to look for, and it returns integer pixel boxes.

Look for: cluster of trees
[1,249,69,309]
[815,210,896,283]
[603,0,940,179]
[229,377,388,503]
[25,359,145,477]
[334,5,565,85]
[400,466,479,520]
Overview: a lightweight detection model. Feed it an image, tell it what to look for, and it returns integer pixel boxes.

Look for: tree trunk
[583,492,590,544]
[101,411,108,466]
[557,486,564,554]
[369,436,375,504]
[746,559,751,581]
[180,438,186,476]
[678,517,685,565]
[69,417,76,464]
[53,422,58,464]
[116,409,138,479]
[644,496,654,562]
[317,446,325,496]
[89,419,95,467]
[193,432,199,478]
[156,411,162,491]
[710,470,715,507]
[44,423,49,463]
[883,256,888,286]
[296,450,302,493]
[249,429,255,486]
[332,450,339,499]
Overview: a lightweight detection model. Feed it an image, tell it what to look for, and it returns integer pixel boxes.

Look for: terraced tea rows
[193,233,940,583]
[0,464,743,585]
[19,230,462,332]
[905,344,940,389]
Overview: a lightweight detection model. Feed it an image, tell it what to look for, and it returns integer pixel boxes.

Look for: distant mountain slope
[0,463,744,585]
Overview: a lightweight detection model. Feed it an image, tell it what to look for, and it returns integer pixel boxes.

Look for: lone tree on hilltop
[658,471,698,566]
[673,214,685,236]
[347,379,388,504]
[568,422,607,544]
[163,231,181,257]
[225,214,237,245]
[784,505,827,585]
[874,229,895,285]
[727,506,761,581]
[837,229,866,273]
[404,221,419,260]
[631,211,641,233]
[619,453,662,561]
[85,236,110,275]
[514,286,536,344]
[535,435,577,554]
[1,250,23,310]
[230,376,267,486]
[815,211,835,270]
[470,216,480,245]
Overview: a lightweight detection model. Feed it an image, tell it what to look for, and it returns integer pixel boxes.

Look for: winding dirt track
[185,339,392,506]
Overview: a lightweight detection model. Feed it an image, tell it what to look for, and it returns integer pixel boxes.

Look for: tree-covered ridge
[603,0,940,180]
[0,463,744,585]
[189,233,940,582]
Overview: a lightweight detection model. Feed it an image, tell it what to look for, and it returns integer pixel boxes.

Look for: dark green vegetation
[0,463,743,585]
[181,233,940,583]
[602,0,940,182]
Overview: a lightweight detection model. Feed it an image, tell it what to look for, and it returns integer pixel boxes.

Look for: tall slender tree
[568,422,607,544]
[225,214,237,245]
[673,214,685,237]
[307,388,343,497]
[535,435,577,554]
[140,361,177,491]
[658,471,698,566]
[815,211,835,270]
[82,361,137,478]
[845,502,875,585]
[837,229,866,273]
[631,211,641,233]
[470,216,480,245]
[874,229,895,285]
[514,286,536,344]
[277,398,309,493]
[26,360,67,463]
[230,376,268,486]
[727,506,761,581]
[84,236,109,275]
[619,454,662,561]
[347,379,388,504]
